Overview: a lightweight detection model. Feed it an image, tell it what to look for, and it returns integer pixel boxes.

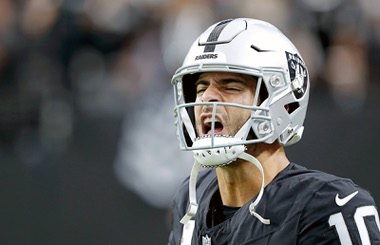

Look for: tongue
[207,124,223,135]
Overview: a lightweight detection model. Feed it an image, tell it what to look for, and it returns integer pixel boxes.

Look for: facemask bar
[173,73,274,150]
[174,101,273,150]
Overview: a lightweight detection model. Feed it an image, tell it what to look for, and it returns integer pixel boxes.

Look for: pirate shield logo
[286,51,308,99]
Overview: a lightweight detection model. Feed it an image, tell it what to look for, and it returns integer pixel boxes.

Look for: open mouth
[203,117,224,135]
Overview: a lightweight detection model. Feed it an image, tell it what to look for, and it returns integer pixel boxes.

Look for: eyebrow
[195,77,249,87]
[195,79,208,87]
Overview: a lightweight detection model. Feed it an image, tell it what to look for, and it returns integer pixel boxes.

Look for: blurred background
[0,0,379,244]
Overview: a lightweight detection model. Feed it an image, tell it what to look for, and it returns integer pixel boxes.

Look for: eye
[196,83,208,94]
[224,83,244,92]
[226,86,241,91]
[196,87,206,94]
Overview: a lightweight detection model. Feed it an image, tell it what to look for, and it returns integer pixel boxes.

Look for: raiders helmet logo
[286,51,308,99]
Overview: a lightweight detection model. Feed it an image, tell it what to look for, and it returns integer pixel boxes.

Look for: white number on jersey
[329,205,380,244]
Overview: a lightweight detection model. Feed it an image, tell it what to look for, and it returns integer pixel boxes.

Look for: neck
[215,142,289,207]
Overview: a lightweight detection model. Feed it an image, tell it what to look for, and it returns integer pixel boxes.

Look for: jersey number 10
[329,205,380,244]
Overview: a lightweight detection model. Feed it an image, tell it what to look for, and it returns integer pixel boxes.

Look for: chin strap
[239,152,271,225]
[180,162,201,224]
[180,152,270,225]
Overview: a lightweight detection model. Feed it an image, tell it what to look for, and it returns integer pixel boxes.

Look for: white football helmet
[171,18,310,224]
[172,18,309,165]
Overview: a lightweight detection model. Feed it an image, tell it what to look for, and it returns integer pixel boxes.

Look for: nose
[201,83,222,102]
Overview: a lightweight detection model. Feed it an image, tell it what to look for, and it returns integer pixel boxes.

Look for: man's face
[194,72,257,137]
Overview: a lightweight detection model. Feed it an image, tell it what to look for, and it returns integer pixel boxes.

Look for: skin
[194,72,290,207]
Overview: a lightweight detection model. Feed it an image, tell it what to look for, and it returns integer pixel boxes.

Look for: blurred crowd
[1,0,380,208]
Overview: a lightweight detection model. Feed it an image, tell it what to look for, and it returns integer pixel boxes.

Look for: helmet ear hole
[285,102,299,114]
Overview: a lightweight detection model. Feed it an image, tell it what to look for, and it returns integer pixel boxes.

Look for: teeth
[203,117,220,125]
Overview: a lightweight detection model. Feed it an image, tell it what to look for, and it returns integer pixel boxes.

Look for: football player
[168,18,380,244]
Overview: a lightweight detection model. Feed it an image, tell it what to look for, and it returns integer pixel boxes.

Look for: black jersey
[168,163,380,244]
